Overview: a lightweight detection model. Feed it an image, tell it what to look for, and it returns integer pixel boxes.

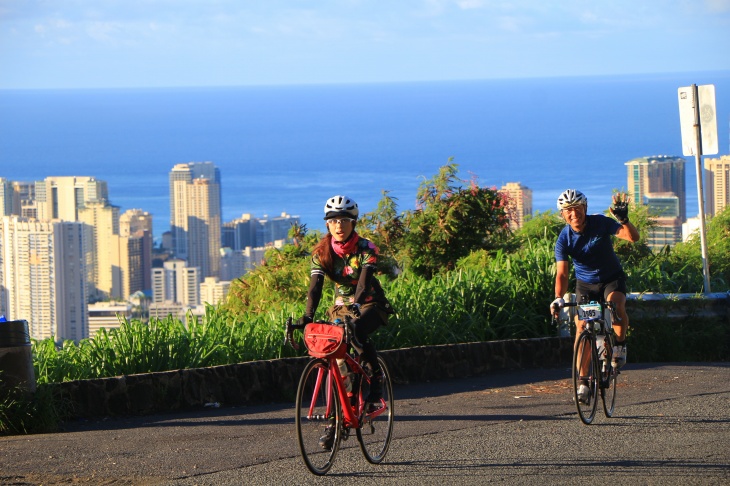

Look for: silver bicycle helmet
[557,189,587,210]
[324,195,359,220]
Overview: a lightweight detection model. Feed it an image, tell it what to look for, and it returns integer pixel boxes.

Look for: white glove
[550,297,565,315]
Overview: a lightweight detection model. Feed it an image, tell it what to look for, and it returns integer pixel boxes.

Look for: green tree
[669,206,730,291]
[514,210,564,245]
[223,227,321,315]
[401,162,511,279]
[357,190,405,276]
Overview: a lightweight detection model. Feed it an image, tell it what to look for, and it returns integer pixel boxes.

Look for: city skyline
[2,1,729,90]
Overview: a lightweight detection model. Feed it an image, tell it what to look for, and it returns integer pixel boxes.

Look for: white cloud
[705,0,730,12]
[456,0,485,9]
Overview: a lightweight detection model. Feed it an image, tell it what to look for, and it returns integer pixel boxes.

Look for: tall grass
[29,238,559,384]
[376,240,555,349]
[32,305,302,384]
[29,224,726,385]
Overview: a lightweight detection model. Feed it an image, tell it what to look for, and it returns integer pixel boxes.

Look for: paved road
[1,363,728,485]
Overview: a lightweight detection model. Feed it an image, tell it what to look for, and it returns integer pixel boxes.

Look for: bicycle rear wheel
[356,355,394,464]
[573,331,599,425]
[295,359,342,475]
[601,333,618,417]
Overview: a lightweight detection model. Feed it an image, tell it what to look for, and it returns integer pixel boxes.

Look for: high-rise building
[199,277,231,306]
[169,162,221,279]
[11,181,37,219]
[151,259,199,307]
[626,155,687,248]
[87,301,132,337]
[0,178,11,216]
[257,212,300,246]
[222,214,258,250]
[78,201,121,301]
[704,155,730,217]
[119,209,154,294]
[499,182,533,230]
[626,156,687,221]
[219,245,270,281]
[36,176,109,222]
[223,212,299,251]
[0,216,88,342]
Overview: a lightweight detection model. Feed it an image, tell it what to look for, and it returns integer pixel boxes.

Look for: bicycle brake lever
[284,317,300,350]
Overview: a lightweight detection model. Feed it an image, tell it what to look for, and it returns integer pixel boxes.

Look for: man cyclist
[550,189,640,404]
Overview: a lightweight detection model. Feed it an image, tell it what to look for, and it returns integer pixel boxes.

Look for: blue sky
[1,0,729,89]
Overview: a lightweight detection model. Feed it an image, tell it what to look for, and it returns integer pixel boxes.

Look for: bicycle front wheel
[601,334,618,417]
[295,359,342,476]
[573,331,599,425]
[356,355,394,464]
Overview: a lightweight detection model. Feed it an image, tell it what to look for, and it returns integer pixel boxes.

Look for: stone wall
[43,292,730,420]
[51,336,574,420]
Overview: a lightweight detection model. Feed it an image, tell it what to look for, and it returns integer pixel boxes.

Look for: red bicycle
[285,316,394,476]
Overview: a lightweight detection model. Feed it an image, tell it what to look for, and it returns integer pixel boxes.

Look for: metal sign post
[678,84,718,293]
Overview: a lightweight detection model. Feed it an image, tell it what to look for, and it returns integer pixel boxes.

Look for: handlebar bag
[304,323,347,358]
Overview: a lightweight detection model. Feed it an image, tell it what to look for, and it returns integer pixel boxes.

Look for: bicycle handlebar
[284,315,365,353]
[552,300,622,323]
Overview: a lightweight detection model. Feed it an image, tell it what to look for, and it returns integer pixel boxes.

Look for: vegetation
[3,163,729,434]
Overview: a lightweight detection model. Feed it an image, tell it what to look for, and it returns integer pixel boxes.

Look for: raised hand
[610,192,630,224]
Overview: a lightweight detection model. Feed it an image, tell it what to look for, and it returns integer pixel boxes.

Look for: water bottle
[337,358,352,393]
[596,334,605,359]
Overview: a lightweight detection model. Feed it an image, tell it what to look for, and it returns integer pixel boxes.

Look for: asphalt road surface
[1,362,728,485]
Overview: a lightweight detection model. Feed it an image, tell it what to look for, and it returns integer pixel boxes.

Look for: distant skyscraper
[222,214,258,250]
[199,277,231,306]
[119,209,154,294]
[223,212,299,251]
[0,178,11,216]
[87,301,132,337]
[151,259,200,307]
[626,155,687,221]
[0,217,88,342]
[704,155,730,217]
[626,155,686,248]
[78,201,121,301]
[11,181,37,219]
[36,176,109,222]
[257,212,300,246]
[169,162,221,280]
[499,182,533,230]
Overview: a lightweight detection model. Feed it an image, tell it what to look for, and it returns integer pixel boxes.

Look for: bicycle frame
[309,353,387,429]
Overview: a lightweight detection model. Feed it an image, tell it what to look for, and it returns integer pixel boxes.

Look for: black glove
[297,315,313,326]
[610,200,630,224]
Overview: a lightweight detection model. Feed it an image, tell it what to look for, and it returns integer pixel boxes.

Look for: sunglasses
[326,218,355,226]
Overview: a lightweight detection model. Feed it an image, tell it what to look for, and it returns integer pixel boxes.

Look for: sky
[1,0,729,90]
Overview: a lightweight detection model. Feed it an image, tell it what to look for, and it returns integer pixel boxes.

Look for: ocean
[1,72,729,241]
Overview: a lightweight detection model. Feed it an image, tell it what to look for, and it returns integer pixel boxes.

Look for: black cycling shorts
[575,273,627,304]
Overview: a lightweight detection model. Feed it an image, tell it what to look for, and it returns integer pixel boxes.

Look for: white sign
[678,85,719,156]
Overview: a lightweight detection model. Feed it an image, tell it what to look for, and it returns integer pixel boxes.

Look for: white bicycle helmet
[324,195,359,220]
[557,189,587,210]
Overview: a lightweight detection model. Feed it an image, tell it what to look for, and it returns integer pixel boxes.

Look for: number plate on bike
[578,303,602,319]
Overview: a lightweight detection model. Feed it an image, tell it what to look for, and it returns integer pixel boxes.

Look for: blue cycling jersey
[555,214,623,284]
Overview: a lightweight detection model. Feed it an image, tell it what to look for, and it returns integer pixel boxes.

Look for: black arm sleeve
[353,265,375,305]
[305,273,325,318]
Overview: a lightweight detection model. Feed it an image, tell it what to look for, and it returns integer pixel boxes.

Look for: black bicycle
[561,300,620,424]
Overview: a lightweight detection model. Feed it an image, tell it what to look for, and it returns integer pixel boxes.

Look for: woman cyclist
[550,189,639,404]
[298,195,394,449]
